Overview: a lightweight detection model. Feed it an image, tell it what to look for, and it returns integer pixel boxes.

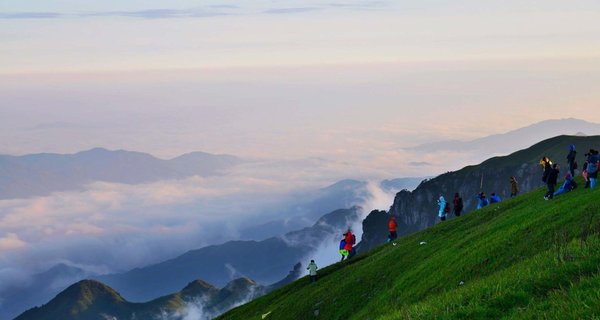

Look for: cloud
[84,9,230,19]
[0,8,233,20]
[409,161,433,167]
[0,155,387,293]
[0,12,63,19]
[301,181,396,269]
[264,8,321,14]
[0,233,27,251]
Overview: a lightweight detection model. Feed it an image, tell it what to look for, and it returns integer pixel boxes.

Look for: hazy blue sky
[1,0,600,172]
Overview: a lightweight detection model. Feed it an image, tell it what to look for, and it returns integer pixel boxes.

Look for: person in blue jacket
[476,192,489,209]
[489,193,501,204]
[437,196,447,221]
[554,172,577,197]
[586,149,600,189]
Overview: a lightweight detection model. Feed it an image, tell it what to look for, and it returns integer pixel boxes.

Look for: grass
[217,179,600,320]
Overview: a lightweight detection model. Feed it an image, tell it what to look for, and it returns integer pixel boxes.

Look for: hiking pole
[480,173,484,191]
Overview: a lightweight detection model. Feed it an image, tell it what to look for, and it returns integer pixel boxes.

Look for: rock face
[355,210,389,252]
[359,135,600,250]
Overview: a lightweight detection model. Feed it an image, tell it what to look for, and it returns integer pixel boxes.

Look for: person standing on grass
[453,193,463,217]
[339,236,348,261]
[344,229,356,259]
[388,215,398,242]
[544,163,559,200]
[540,156,553,184]
[586,150,600,189]
[567,144,577,177]
[510,176,519,197]
[307,260,318,283]
[437,196,447,221]
[582,160,590,188]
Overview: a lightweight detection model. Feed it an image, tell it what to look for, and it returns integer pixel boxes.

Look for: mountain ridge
[0,148,243,199]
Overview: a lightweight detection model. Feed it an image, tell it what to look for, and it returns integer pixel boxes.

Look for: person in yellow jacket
[540,156,553,183]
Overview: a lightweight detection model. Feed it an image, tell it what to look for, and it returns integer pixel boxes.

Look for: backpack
[351,234,356,245]
[444,202,450,213]
[339,240,346,250]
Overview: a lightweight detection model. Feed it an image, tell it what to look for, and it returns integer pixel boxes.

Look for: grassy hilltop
[219,178,600,320]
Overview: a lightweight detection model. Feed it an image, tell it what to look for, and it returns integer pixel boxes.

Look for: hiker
[307,260,318,283]
[339,237,349,261]
[437,196,448,221]
[540,156,553,183]
[567,144,577,177]
[510,176,519,197]
[544,163,559,200]
[582,160,590,188]
[388,215,397,242]
[476,192,489,209]
[586,149,600,189]
[344,229,356,259]
[489,193,501,204]
[554,172,577,197]
[453,193,463,217]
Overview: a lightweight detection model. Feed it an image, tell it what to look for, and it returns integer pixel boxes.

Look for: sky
[1,0,600,168]
[1,0,600,312]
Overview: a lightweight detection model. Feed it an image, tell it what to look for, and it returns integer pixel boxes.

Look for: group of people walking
[436,193,464,221]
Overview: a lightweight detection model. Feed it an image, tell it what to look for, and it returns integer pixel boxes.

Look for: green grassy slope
[218,179,600,320]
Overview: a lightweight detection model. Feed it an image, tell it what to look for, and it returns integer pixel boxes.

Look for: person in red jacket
[344,229,355,258]
[388,216,398,242]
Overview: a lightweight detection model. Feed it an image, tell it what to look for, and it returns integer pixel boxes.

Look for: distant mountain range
[405,118,600,157]
[0,148,243,199]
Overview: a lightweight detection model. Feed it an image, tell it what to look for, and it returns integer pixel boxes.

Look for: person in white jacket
[307,260,318,283]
